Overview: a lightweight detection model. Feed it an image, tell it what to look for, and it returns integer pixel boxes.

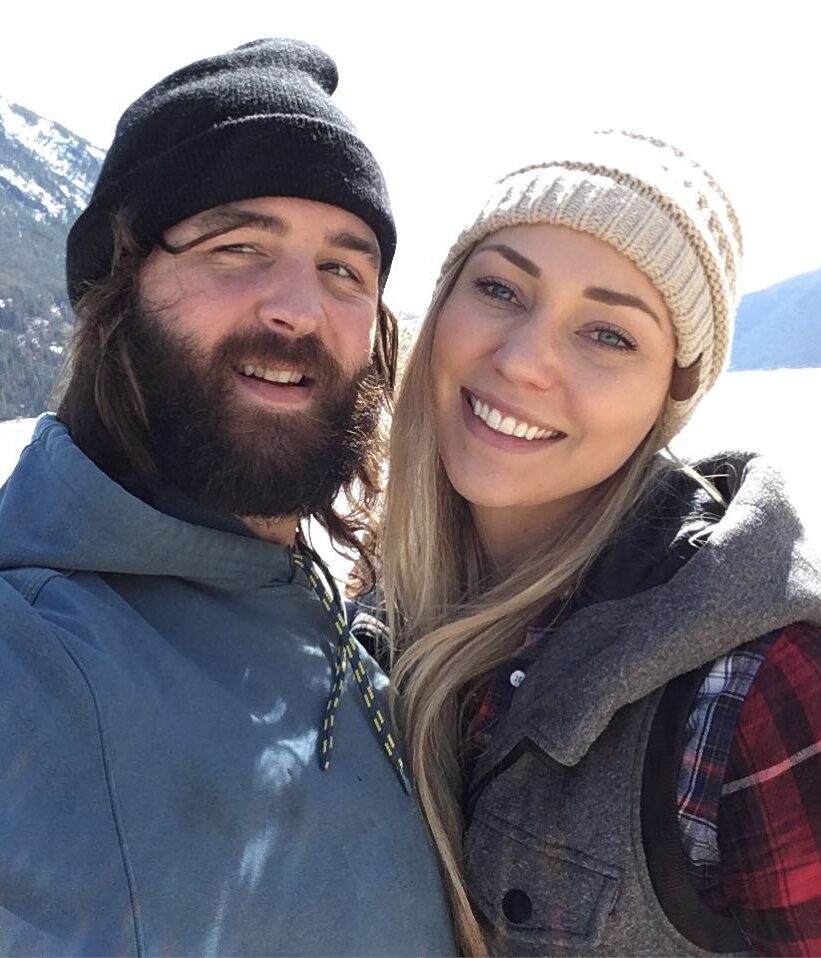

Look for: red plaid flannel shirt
[468,620,821,956]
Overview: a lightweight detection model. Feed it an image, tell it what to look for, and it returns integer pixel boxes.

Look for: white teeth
[468,393,561,442]
[262,369,302,384]
[498,416,517,436]
[240,365,304,384]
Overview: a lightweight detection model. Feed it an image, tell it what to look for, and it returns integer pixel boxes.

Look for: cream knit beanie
[437,130,744,445]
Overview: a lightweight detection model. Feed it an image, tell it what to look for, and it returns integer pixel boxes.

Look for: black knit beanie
[66,38,395,303]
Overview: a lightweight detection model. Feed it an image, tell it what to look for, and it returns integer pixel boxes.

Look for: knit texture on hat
[66,38,395,302]
[437,131,743,444]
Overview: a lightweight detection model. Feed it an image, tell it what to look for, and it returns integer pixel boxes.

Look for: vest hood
[495,452,821,767]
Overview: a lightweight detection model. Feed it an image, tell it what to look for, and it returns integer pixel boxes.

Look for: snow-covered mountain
[0,96,103,224]
[0,97,103,419]
[730,269,821,370]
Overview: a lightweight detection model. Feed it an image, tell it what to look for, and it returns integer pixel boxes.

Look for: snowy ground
[671,368,819,539]
[2,368,819,577]
[0,416,37,485]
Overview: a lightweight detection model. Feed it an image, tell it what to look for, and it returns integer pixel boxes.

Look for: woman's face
[430,223,676,534]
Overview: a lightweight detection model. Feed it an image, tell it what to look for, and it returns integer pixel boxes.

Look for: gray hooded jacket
[464,453,821,956]
[0,415,454,956]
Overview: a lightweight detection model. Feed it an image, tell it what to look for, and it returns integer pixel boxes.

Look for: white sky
[3,0,820,314]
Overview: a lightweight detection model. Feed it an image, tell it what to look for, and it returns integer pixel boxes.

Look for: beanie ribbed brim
[67,115,395,303]
[66,38,396,303]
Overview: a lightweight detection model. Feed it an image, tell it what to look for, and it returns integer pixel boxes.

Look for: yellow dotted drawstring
[292,547,410,794]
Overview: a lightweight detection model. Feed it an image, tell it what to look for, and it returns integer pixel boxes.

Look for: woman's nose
[492,309,564,390]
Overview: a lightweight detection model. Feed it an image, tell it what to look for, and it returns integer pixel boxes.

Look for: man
[0,39,453,956]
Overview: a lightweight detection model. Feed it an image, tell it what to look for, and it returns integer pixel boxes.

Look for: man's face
[132,196,385,520]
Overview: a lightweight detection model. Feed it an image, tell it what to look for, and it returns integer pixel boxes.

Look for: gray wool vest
[462,454,821,956]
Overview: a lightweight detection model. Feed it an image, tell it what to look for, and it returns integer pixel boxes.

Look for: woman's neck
[471,493,589,569]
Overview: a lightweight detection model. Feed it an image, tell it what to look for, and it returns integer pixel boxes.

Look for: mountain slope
[0,96,103,417]
[730,268,821,370]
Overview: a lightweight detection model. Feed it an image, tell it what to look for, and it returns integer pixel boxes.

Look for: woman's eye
[473,277,520,305]
[586,326,637,351]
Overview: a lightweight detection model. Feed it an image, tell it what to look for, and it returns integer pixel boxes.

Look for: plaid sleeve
[717,622,821,956]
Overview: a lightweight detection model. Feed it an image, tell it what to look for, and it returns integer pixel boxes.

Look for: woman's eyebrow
[584,286,662,326]
[479,243,541,278]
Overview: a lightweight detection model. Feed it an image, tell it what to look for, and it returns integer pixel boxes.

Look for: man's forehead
[181,198,371,236]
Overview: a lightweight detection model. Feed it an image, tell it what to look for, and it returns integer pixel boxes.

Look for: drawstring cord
[291,542,411,795]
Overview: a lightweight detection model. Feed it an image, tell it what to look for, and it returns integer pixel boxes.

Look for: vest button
[502,888,532,924]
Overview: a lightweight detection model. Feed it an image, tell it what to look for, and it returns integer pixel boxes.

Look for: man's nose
[255,257,325,337]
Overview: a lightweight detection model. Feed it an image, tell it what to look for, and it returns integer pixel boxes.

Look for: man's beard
[127,305,384,521]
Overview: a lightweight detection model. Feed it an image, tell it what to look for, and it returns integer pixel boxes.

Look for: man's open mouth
[236,364,314,387]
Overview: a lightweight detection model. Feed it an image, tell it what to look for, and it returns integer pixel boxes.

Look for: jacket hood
[495,451,821,768]
[0,415,294,588]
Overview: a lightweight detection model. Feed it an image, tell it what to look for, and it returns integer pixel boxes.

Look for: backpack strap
[641,667,750,953]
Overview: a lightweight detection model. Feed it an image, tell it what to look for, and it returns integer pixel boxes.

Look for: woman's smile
[460,388,567,453]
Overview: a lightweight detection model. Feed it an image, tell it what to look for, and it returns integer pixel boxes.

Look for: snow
[0,163,63,217]
[671,368,820,539]
[0,417,36,485]
[0,95,104,220]
[731,269,821,370]
[1,368,819,575]
[0,96,103,199]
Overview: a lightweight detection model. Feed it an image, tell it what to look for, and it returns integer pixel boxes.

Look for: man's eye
[473,277,520,305]
[321,262,360,282]
[213,243,258,254]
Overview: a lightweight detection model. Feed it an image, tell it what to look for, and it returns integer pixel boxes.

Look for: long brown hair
[55,212,398,581]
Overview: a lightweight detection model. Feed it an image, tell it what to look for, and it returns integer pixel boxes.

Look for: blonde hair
[381,250,671,956]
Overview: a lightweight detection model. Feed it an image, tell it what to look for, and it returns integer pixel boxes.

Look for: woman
[369,132,821,956]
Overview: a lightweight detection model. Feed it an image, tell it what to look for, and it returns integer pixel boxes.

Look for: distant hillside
[0,96,103,418]
[730,268,821,370]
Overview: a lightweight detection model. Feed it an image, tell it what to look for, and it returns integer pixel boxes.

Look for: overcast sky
[3,0,819,314]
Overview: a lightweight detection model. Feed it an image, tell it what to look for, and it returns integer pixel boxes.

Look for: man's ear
[374,301,399,392]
